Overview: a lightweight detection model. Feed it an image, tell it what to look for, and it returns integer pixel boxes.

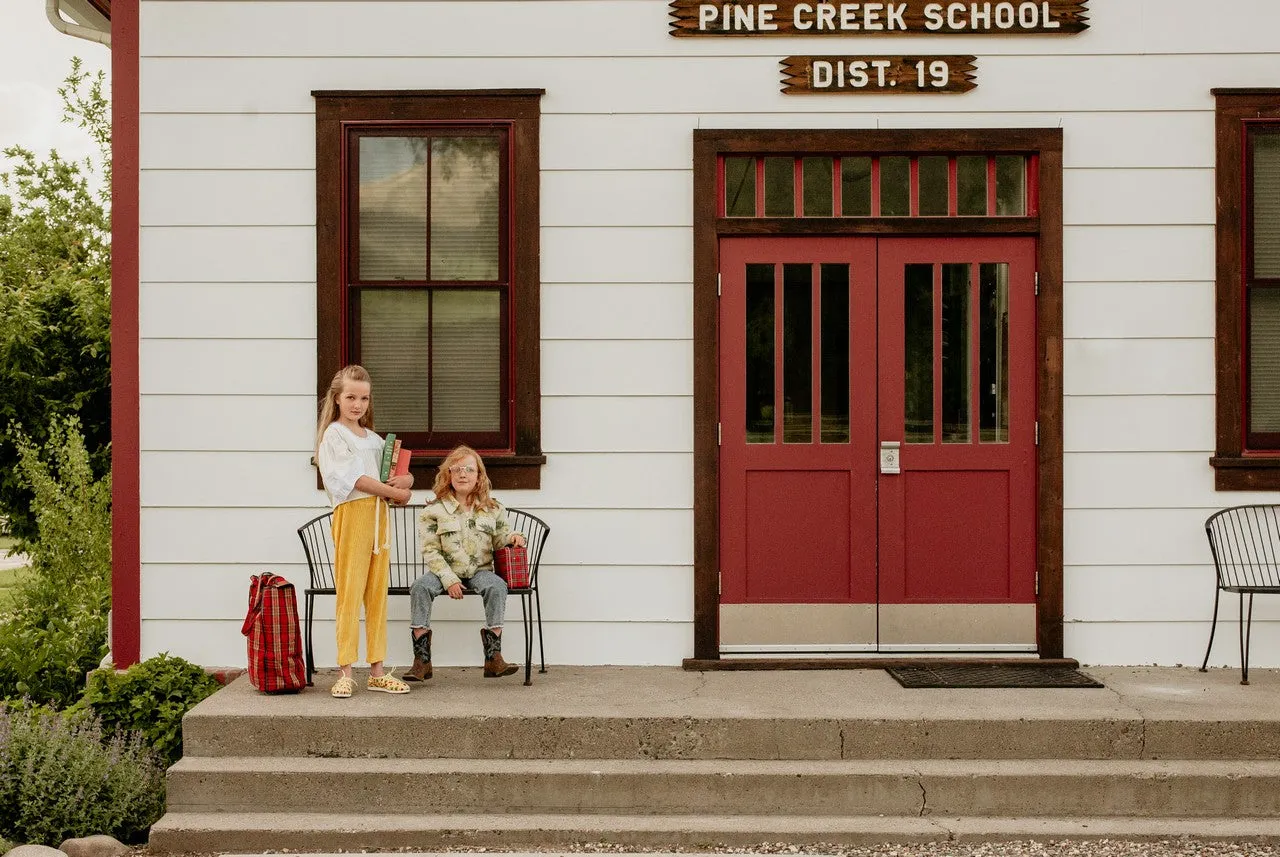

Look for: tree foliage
[0,59,111,542]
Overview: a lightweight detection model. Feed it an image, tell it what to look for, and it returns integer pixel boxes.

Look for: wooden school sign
[781,55,978,93]
[669,1,1089,36]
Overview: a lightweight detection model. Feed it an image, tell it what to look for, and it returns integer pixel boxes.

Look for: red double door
[718,237,1037,653]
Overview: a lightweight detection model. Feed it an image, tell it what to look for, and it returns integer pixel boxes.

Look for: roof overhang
[47,0,111,46]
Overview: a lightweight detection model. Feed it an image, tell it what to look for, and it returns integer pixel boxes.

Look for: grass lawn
[0,566,19,609]
[0,535,14,553]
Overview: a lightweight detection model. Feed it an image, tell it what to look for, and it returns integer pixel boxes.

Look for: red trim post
[112,0,142,667]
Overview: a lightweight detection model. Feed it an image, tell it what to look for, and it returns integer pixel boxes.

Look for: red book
[392,447,412,477]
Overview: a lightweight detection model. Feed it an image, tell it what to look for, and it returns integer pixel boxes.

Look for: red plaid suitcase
[241,572,307,694]
[495,545,531,588]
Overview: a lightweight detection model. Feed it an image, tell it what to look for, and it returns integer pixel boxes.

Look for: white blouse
[317,422,385,508]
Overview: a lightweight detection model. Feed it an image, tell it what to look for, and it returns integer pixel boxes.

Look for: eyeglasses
[449,465,477,474]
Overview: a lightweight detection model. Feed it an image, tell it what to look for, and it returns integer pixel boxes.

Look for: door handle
[879,441,901,475]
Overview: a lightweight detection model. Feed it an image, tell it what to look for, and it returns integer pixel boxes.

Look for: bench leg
[1200,587,1222,673]
[535,587,547,674]
[521,593,533,686]
[1240,592,1254,686]
[305,592,315,687]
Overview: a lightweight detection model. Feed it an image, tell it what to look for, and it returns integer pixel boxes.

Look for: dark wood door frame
[690,128,1065,662]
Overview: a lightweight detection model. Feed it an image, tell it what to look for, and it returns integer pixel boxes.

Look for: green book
[378,433,396,481]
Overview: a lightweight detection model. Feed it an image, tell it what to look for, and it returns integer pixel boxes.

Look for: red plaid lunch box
[495,545,530,588]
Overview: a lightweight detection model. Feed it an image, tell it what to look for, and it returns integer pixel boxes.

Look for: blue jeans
[409,569,508,630]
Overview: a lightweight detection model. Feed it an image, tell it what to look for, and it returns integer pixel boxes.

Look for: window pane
[746,264,775,443]
[942,263,972,444]
[880,156,910,217]
[358,289,430,430]
[431,289,502,431]
[841,157,872,217]
[820,264,850,444]
[957,155,988,216]
[430,137,500,281]
[725,156,756,217]
[919,156,949,216]
[996,155,1026,215]
[803,157,834,217]
[1251,287,1280,434]
[783,264,813,443]
[979,263,1010,444]
[904,264,934,444]
[359,137,428,281]
[1253,134,1280,278]
[764,157,795,217]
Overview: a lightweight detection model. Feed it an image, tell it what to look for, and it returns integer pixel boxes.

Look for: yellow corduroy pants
[330,496,390,668]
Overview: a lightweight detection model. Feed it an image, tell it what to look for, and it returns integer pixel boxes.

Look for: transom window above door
[721,154,1032,218]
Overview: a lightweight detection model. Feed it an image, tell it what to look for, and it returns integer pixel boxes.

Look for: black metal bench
[1200,504,1280,685]
[296,503,550,686]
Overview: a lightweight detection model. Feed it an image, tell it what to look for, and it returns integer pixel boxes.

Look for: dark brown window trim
[314,89,544,489]
[691,127,1064,661]
[1212,89,1280,491]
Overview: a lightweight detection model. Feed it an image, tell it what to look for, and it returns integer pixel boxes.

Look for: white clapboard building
[92,0,1280,670]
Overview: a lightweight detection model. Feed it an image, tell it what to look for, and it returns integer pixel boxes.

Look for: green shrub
[77,654,221,766]
[0,417,110,707]
[0,703,165,846]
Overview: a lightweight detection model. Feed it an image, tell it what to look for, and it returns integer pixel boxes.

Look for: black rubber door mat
[886,665,1104,688]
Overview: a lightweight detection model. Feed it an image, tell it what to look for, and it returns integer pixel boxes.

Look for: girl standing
[315,364,414,698]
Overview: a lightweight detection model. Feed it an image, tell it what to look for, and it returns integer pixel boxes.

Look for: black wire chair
[296,504,550,686]
[1200,505,1280,685]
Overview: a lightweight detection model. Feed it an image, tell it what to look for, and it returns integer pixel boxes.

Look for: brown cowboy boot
[481,627,518,678]
[404,629,432,681]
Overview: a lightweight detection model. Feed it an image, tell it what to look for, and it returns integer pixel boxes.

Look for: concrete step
[181,710,1280,761]
[166,756,1280,818]
[146,811,1280,853]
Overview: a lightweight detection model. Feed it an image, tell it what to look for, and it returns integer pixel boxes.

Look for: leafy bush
[0,59,111,542]
[0,417,111,707]
[77,654,222,766]
[0,703,165,846]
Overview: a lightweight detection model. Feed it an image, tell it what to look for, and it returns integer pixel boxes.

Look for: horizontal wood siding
[137,0,1280,668]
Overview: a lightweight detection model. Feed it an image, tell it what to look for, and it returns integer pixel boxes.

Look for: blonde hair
[314,365,375,458]
[432,445,497,511]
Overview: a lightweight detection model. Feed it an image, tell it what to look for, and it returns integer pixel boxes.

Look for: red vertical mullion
[811,263,822,444]
[933,263,943,444]
[774,263,785,444]
[969,263,981,444]
[871,157,881,217]
[794,156,804,216]
[755,157,765,217]
[948,156,959,217]
[909,157,920,217]
[987,156,997,216]
[833,157,843,217]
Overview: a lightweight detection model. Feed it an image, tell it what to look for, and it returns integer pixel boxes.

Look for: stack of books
[379,434,412,480]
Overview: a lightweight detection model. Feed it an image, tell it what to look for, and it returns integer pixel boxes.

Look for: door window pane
[359,289,431,430]
[918,156,949,216]
[359,137,428,281]
[957,155,988,216]
[821,264,850,444]
[1251,287,1280,433]
[904,264,934,444]
[430,137,500,281]
[764,157,795,217]
[880,156,910,217]
[746,264,776,443]
[725,156,756,217]
[979,263,1010,444]
[1253,133,1280,278]
[783,264,813,443]
[841,157,872,217]
[431,289,502,431]
[942,264,972,443]
[995,155,1026,216]
[803,157,834,217]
